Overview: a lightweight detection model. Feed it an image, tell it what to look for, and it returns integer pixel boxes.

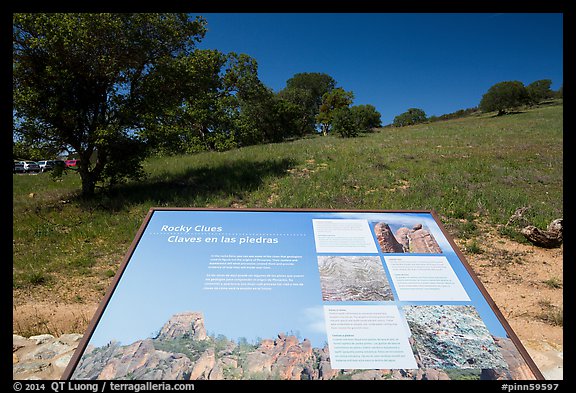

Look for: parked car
[19,161,41,173]
[37,160,66,173]
[65,159,80,168]
[37,160,54,172]
[13,162,25,173]
[53,160,67,169]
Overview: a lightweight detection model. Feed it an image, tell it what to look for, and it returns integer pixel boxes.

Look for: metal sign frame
[62,208,544,380]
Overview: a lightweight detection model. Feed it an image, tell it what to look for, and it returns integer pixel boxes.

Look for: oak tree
[13,13,207,196]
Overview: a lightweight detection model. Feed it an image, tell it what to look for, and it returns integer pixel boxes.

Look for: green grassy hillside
[13,102,563,289]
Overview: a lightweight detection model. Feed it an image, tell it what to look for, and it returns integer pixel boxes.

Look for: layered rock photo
[374,222,442,253]
[317,256,394,301]
[71,310,536,380]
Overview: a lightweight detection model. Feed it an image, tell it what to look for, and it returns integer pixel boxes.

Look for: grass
[537,300,563,327]
[12,305,92,337]
[12,101,563,289]
[542,277,562,289]
[463,240,483,254]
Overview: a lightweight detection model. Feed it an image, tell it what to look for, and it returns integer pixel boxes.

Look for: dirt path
[13,227,563,379]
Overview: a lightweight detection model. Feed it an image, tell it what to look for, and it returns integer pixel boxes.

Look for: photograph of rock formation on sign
[317,256,394,301]
[373,222,442,253]
[71,309,534,380]
[72,310,339,380]
[402,305,508,370]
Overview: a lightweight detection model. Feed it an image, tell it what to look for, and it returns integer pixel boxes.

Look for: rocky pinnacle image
[374,222,442,253]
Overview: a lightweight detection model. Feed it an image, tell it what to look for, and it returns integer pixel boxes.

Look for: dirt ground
[454,227,563,379]
[13,224,563,379]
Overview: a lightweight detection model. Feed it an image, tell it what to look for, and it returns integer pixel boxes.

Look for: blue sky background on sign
[195,13,563,125]
[87,211,507,348]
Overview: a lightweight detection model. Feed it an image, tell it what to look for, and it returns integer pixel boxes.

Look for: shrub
[350,104,382,132]
[331,107,358,137]
[393,108,427,127]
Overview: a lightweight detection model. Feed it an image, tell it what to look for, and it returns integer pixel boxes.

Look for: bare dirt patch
[13,272,110,337]
[457,230,563,348]
[456,224,563,378]
[13,302,98,338]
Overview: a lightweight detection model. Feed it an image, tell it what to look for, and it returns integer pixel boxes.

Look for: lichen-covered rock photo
[402,305,508,370]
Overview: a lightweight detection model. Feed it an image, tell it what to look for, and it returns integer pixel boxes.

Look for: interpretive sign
[63,208,543,380]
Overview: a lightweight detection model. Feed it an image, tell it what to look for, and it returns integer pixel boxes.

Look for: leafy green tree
[555,83,563,98]
[139,49,232,155]
[276,87,316,136]
[140,51,271,154]
[478,80,530,115]
[350,104,382,132]
[393,108,427,127]
[269,96,308,140]
[284,72,336,110]
[316,88,354,135]
[331,107,358,137]
[13,139,62,161]
[13,13,207,196]
[526,79,553,104]
[148,51,306,153]
[234,85,279,146]
[227,54,292,146]
[235,89,306,146]
[279,72,337,134]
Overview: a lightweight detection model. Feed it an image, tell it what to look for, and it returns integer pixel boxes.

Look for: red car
[65,159,80,168]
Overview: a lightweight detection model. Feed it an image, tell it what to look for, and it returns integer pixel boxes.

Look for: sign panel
[63,208,543,380]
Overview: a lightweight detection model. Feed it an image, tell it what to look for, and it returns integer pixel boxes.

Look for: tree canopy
[316,88,354,136]
[393,108,427,127]
[479,81,530,115]
[284,72,336,110]
[526,79,553,104]
[278,72,337,135]
[350,104,382,132]
[139,51,281,154]
[13,13,208,196]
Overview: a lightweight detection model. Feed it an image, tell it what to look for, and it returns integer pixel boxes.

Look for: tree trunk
[78,161,97,197]
[521,218,563,248]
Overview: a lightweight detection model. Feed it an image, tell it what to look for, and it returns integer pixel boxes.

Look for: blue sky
[195,13,563,125]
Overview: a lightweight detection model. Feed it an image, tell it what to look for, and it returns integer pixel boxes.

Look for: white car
[13,162,25,173]
[37,160,54,172]
[19,161,41,173]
